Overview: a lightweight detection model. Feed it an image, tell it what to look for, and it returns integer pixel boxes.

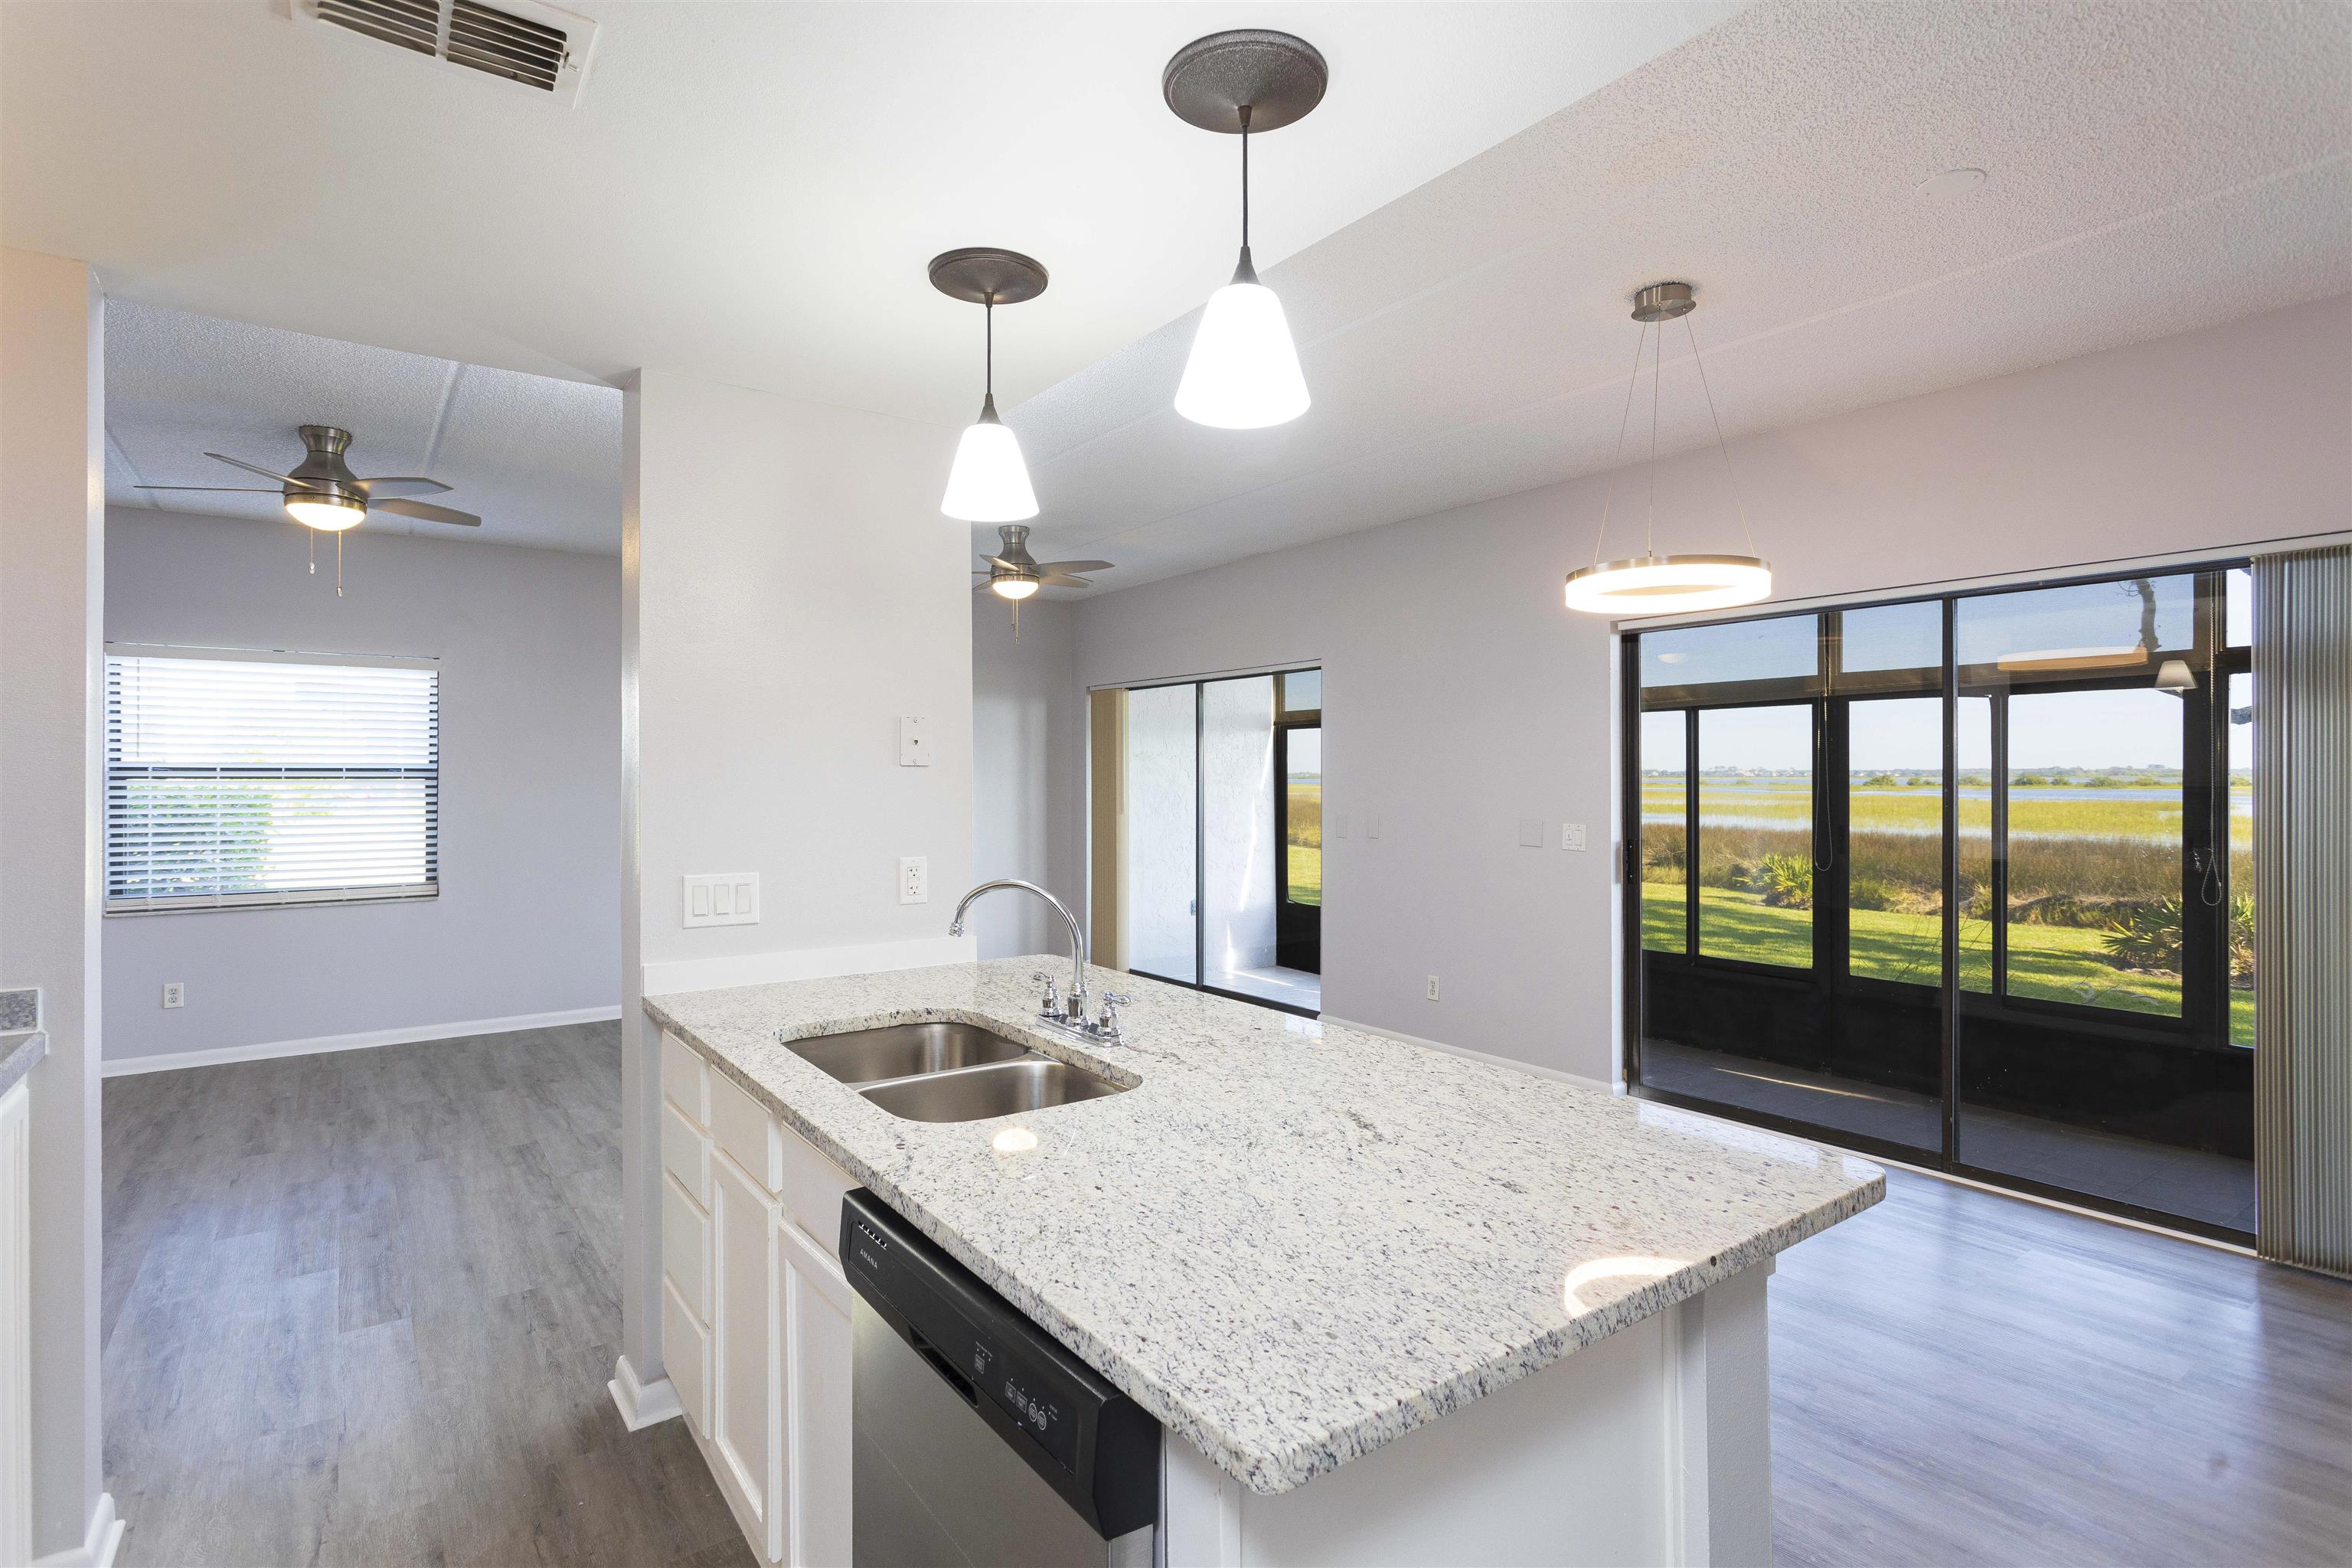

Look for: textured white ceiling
[3,0,1733,421]
[105,302,622,552]
[1002,0,2352,591]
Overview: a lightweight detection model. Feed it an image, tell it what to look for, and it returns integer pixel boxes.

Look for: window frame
[103,643,442,916]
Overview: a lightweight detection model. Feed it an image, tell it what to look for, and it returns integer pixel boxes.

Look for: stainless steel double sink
[783,1020,1128,1124]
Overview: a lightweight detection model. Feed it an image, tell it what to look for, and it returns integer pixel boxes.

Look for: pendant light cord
[1239,104,1252,255]
[1685,313,1757,557]
[1590,321,1651,568]
[1645,315,1663,557]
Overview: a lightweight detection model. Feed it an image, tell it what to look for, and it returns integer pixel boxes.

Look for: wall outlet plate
[684,872,760,928]
[899,855,928,905]
[1426,975,1441,1001]
[898,715,930,767]
[162,982,186,1009]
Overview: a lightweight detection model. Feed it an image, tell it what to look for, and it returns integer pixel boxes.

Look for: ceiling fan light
[286,494,365,532]
[990,575,1040,601]
[940,414,1038,524]
[1563,554,1772,616]
[1175,277,1309,430]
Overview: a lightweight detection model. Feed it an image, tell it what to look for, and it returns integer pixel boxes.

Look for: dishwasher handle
[910,1329,979,1407]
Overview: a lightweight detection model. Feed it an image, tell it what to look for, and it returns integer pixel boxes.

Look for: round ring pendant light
[1164,30,1325,430]
[1563,283,1772,616]
[931,247,1050,523]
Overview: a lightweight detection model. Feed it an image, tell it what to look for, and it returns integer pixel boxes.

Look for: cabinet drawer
[709,1067,782,1194]
[662,1172,710,1322]
[662,1101,709,1206]
[778,1119,855,1260]
[662,1031,708,1125]
[662,1276,710,1439]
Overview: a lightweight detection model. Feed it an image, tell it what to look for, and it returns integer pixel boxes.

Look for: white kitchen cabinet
[661,1030,857,1567]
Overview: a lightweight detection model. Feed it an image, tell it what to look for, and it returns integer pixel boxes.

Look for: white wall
[1067,296,2352,1084]
[1,248,109,1562]
[970,596,1084,959]
[100,508,622,1064]
[617,367,975,1403]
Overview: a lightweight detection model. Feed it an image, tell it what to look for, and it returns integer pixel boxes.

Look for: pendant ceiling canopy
[1564,283,1772,617]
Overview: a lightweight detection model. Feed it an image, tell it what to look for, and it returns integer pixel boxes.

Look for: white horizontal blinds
[106,654,439,913]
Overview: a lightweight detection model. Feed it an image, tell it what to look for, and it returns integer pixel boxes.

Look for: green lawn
[1644,776,2199,839]
[1642,883,2252,1045]
[1287,842,1321,906]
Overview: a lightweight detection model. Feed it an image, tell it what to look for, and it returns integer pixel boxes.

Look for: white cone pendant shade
[1176,270,1310,430]
[940,402,1038,523]
[1563,554,1772,616]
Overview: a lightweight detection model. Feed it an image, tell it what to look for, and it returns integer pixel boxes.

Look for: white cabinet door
[710,1151,784,1562]
[780,1217,854,1567]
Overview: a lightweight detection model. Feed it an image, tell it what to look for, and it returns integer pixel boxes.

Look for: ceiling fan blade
[1037,559,1113,575]
[134,485,286,493]
[985,555,1025,572]
[1040,573,1093,589]
[371,498,481,527]
[354,476,453,498]
[204,452,302,484]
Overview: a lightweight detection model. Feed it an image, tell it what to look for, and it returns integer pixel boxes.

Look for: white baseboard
[1322,1016,1619,1096]
[34,1491,122,1567]
[642,933,977,998]
[608,1352,681,1431]
[100,1004,623,1077]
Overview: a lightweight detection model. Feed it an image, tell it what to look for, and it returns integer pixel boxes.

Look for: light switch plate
[1366,815,1382,840]
[1518,818,1545,848]
[899,855,928,905]
[1331,813,1350,840]
[898,715,931,767]
[683,872,760,928]
[1563,822,1587,852]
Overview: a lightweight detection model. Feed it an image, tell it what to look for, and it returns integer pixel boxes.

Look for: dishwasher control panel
[841,1188,1159,1539]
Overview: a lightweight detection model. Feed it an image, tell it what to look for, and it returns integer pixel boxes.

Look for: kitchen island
[644,957,1881,1566]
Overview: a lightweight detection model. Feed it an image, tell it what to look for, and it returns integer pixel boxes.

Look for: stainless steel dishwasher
[840,1189,1160,1568]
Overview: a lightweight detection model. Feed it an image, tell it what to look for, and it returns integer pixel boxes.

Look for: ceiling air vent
[299,0,600,106]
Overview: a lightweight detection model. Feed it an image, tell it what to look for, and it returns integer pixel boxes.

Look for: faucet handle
[1031,971,1060,1012]
[1096,992,1132,1037]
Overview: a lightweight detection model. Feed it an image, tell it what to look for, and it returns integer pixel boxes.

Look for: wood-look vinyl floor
[103,1025,2352,1567]
[101,1023,754,1568]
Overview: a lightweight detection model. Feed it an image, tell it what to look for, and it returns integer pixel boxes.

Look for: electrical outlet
[683,873,760,928]
[1563,822,1587,852]
[899,855,929,905]
[162,982,186,1009]
[1426,975,1440,1002]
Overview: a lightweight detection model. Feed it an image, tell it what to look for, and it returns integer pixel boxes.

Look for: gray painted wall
[102,508,622,1063]
[970,596,1085,960]
[1057,296,2352,1085]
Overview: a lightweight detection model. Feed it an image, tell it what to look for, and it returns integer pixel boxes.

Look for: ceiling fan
[973,524,1110,639]
[137,424,482,532]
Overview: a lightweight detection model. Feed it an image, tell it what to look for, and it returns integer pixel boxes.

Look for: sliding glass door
[1122,668,1322,1014]
[1625,566,2255,1240]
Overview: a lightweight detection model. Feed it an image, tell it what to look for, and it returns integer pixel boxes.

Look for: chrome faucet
[948,878,1090,1023]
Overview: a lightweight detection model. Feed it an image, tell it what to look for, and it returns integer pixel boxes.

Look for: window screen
[105,651,439,913]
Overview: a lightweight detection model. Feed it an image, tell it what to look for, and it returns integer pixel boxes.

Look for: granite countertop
[647,957,1882,1496]
[0,1031,45,1099]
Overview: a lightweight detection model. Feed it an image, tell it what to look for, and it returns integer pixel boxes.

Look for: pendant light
[931,248,1049,522]
[1564,283,1772,616]
[1163,29,1325,430]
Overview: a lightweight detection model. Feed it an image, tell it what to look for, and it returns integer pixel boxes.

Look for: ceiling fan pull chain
[309,528,316,575]
[337,531,345,598]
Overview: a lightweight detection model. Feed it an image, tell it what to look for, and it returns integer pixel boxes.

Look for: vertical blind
[105,651,439,913]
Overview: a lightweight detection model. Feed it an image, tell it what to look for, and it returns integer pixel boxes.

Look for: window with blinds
[105,650,439,913]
